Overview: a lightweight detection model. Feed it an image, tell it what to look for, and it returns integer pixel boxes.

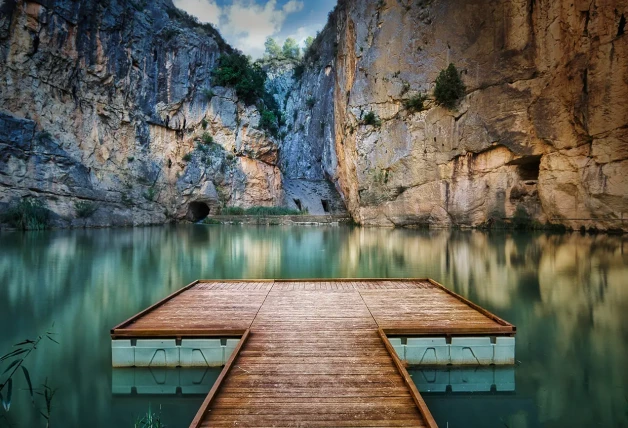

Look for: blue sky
[173,0,337,58]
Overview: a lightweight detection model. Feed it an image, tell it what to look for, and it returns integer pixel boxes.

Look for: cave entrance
[509,155,541,181]
[321,199,330,213]
[518,159,541,181]
[293,198,302,211]
[187,202,210,222]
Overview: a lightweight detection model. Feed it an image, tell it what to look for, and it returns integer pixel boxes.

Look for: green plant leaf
[1,348,26,362]
[2,359,20,375]
[46,335,59,345]
[21,366,33,403]
[13,340,35,346]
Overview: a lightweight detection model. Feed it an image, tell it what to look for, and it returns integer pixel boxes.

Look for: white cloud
[173,0,306,58]
[173,0,221,26]
[285,24,320,47]
[223,0,304,58]
[282,0,304,14]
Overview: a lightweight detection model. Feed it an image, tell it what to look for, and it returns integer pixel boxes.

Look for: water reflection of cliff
[338,229,628,427]
[0,226,626,427]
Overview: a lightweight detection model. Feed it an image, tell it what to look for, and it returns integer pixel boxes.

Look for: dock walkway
[111,279,516,427]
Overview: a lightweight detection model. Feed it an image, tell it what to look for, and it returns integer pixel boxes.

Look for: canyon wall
[1,0,626,230]
[325,0,627,230]
[277,31,338,182]
[261,35,347,215]
[0,0,283,227]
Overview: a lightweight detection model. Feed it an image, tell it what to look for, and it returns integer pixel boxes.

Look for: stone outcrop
[303,0,627,231]
[282,179,347,215]
[0,0,284,228]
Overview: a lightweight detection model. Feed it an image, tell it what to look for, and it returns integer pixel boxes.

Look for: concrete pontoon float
[111,279,516,427]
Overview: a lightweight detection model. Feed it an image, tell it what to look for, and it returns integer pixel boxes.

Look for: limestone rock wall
[2,0,626,230]
[278,27,339,182]
[262,39,347,214]
[330,0,628,230]
[0,0,283,228]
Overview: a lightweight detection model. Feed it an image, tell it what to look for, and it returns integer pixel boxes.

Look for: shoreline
[0,216,624,235]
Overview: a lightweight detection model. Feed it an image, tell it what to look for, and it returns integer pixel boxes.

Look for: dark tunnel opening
[187,202,210,222]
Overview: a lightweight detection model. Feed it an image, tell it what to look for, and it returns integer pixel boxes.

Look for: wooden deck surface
[112,279,515,427]
[123,281,272,334]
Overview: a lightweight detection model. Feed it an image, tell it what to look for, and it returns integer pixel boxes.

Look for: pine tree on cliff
[282,38,301,59]
[434,63,466,110]
[264,37,282,59]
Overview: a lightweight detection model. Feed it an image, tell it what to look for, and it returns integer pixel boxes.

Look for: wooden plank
[205,414,422,422]
[110,279,199,334]
[111,329,247,338]
[202,420,424,427]
[382,326,516,335]
[197,279,275,283]
[212,396,417,405]
[427,278,516,330]
[115,288,272,336]
[271,278,430,283]
[378,328,438,428]
[358,285,513,335]
[189,329,250,428]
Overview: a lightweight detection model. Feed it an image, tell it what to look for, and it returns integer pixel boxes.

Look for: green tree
[303,36,315,55]
[264,37,282,58]
[212,53,266,106]
[282,37,300,59]
[433,63,466,110]
[211,53,283,139]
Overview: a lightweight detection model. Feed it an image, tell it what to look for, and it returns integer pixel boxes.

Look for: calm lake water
[0,225,626,427]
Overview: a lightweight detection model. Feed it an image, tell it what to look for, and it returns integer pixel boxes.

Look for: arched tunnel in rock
[187,201,210,222]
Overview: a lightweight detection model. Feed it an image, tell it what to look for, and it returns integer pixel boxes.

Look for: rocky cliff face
[261,42,347,215]
[275,34,338,182]
[0,0,283,227]
[323,0,627,231]
[2,0,626,230]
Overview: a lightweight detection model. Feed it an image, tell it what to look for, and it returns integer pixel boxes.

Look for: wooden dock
[111,279,516,427]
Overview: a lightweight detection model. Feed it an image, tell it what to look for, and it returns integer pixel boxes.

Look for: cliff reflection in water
[0,225,626,427]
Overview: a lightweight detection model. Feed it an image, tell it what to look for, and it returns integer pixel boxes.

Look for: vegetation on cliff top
[165,6,231,52]
[212,53,282,137]
[264,37,303,60]
[292,15,337,81]
[212,53,266,105]
[263,36,314,62]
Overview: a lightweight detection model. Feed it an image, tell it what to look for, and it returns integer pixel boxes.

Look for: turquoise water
[0,225,626,427]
